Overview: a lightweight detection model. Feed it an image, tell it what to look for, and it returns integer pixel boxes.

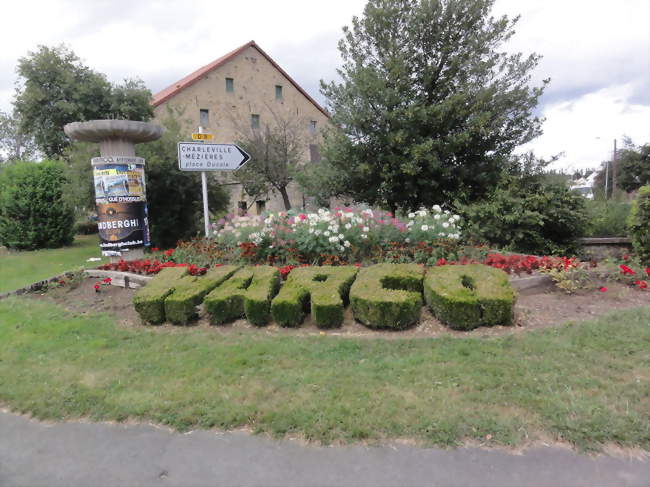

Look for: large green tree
[14,45,153,158]
[616,141,650,193]
[319,0,547,211]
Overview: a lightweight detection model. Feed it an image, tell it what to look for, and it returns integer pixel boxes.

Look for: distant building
[151,40,330,215]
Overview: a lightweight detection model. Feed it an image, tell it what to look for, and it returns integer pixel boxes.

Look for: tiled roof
[151,40,329,118]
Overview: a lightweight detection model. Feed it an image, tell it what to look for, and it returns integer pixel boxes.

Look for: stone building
[151,40,330,215]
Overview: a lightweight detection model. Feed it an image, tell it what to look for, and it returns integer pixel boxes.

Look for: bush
[163,265,239,325]
[349,263,424,329]
[204,266,280,326]
[460,181,588,255]
[133,266,188,324]
[424,264,515,330]
[584,200,631,237]
[628,185,650,265]
[0,161,75,249]
[271,266,359,328]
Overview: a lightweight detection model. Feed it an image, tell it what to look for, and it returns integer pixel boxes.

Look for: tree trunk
[279,186,292,211]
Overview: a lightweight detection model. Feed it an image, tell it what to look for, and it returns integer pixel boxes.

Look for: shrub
[460,181,588,255]
[204,266,280,326]
[584,200,631,237]
[163,265,239,325]
[349,263,424,329]
[133,266,188,324]
[0,161,75,249]
[424,264,515,330]
[271,266,359,328]
[628,185,650,265]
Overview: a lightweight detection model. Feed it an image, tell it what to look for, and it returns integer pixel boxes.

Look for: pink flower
[599,286,607,292]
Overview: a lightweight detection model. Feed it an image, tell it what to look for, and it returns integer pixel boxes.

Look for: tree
[319,0,547,211]
[234,109,305,211]
[136,110,230,248]
[0,110,37,163]
[616,141,650,193]
[13,45,153,158]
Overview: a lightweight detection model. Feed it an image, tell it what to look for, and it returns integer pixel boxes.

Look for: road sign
[177,142,251,171]
[192,133,213,140]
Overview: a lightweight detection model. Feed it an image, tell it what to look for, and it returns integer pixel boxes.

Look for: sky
[0,0,648,171]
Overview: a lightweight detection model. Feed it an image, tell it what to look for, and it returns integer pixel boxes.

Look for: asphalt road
[0,411,647,487]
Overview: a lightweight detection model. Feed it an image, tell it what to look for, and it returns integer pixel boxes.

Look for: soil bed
[29,278,650,339]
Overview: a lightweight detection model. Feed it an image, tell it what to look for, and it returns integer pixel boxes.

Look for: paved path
[0,411,647,487]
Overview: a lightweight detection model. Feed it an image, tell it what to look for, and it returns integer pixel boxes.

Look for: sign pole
[199,126,210,238]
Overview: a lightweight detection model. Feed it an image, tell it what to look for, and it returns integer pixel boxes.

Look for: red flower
[93,283,100,292]
[436,258,447,266]
[623,254,630,261]
[151,247,160,252]
[620,264,635,275]
[634,280,648,289]
[164,249,175,257]
[646,268,650,276]
[354,263,362,268]
[58,280,66,286]
[599,286,607,292]
[102,277,112,284]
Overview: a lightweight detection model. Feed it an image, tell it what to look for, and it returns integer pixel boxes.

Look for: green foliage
[0,161,75,250]
[583,200,631,237]
[132,267,188,324]
[63,141,99,214]
[628,185,650,265]
[617,143,650,193]
[0,110,37,163]
[163,265,239,325]
[13,44,153,158]
[460,178,588,255]
[136,111,230,248]
[349,263,424,329]
[204,266,281,326]
[318,0,546,210]
[271,266,359,328]
[424,264,515,330]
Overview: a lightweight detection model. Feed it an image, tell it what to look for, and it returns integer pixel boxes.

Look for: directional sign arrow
[177,142,251,171]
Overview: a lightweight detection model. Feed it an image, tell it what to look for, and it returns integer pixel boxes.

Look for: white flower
[405,237,410,243]
[363,226,369,232]
[408,212,415,218]
[433,205,441,212]
[329,236,339,243]
[407,221,414,227]
[442,222,449,228]
[339,245,345,252]
[345,223,352,229]
[361,234,368,239]
[418,209,427,217]
[324,231,330,236]
[434,214,441,220]
[453,214,460,221]
[421,225,429,231]
[344,240,351,247]
[338,234,344,240]
[315,230,322,236]
[309,228,314,234]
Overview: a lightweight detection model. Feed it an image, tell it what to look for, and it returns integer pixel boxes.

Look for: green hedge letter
[424,264,515,330]
[204,266,281,326]
[163,265,239,325]
[350,264,424,329]
[271,266,358,328]
[133,266,189,324]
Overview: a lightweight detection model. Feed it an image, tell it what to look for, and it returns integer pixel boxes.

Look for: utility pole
[199,125,210,238]
[611,138,617,197]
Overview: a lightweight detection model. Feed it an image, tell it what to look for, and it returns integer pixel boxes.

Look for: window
[309,120,317,135]
[251,114,260,129]
[225,78,234,92]
[309,144,321,163]
[255,200,266,215]
[275,85,283,100]
[199,109,209,127]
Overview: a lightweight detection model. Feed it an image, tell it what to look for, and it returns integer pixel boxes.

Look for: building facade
[152,41,329,215]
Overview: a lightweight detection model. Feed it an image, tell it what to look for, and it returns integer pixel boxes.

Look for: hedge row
[271,266,358,328]
[133,264,516,330]
[424,264,515,330]
[204,266,281,326]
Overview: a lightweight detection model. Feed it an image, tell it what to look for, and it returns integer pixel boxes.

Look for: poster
[92,160,150,252]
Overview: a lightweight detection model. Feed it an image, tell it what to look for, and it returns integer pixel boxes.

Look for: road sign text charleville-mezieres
[177,142,250,171]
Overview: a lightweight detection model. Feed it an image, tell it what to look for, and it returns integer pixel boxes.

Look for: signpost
[177,130,251,237]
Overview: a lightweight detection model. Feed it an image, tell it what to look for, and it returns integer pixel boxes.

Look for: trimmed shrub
[163,265,239,325]
[628,185,650,265]
[0,161,75,250]
[271,266,359,328]
[204,266,280,326]
[424,264,515,330]
[350,263,424,329]
[133,266,188,324]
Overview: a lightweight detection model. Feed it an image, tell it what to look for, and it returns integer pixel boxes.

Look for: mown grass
[0,235,104,293]
[0,297,648,451]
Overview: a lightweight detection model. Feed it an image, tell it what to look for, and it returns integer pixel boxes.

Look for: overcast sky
[0,0,648,170]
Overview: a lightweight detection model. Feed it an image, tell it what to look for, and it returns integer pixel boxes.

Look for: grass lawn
[0,296,648,451]
[0,235,105,293]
